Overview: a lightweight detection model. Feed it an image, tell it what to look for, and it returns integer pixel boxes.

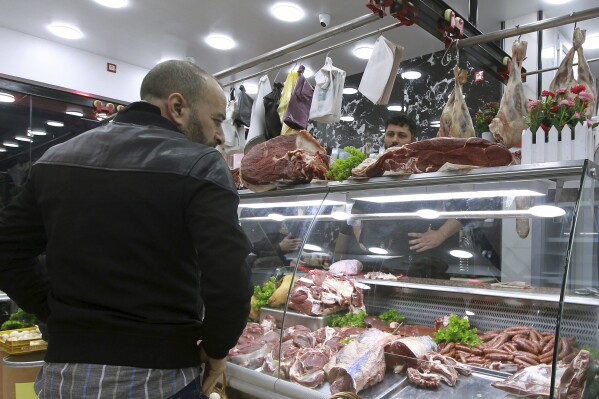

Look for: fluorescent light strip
[354,189,545,203]
[239,199,346,208]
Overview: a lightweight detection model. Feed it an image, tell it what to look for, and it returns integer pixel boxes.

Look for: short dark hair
[140,60,213,105]
[385,114,416,135]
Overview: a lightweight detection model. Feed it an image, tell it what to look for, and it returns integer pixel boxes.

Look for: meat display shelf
[356,278,599,307]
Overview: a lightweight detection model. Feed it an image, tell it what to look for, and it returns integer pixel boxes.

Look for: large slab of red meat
[240,130,330,192]
[352,137,512,177]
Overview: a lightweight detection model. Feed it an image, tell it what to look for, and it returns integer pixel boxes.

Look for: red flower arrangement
[527,85,597,138]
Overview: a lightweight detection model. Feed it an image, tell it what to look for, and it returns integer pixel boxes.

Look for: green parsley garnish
[379,309,405,323]
[328,147,366,181]
[252,276,276,312]
[330,311,367,328]
[433,314,483,347]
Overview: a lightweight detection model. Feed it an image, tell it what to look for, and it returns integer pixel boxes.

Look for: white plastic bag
[309,57,346,123]
[245,75,272,154]
[358,36,404,105]
[220,88,245,154]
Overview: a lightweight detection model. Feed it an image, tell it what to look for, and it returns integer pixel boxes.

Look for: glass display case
[228,160,599,399]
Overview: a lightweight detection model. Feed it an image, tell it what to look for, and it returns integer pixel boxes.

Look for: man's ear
[164,92,188,128]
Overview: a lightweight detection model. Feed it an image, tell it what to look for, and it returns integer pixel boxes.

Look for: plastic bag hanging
[309,57,346,123]
[245,75,272,154]
[219,87,246,154]
[284,65,314,131]
[263,82,284,140]
[358,36,404,105]
[278,69,299,135]
[233,85,254,127]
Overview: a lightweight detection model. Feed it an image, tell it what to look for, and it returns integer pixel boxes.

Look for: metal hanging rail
[213,13,380,80]
[221,22,402,88]
[523,57,599,77]
[458,7,599,49]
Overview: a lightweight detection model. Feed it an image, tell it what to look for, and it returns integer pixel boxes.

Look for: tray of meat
[259,307,343,331]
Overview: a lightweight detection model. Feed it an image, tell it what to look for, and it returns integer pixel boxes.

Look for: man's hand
[199,346,227,394]
[408,229,445,252]
[278,234,301,252]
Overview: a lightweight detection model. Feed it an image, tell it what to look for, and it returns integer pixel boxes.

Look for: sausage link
[491,333,510,349]
[513,337,538,354]
[514,357,535,368]
[562,350,579,363]
[486,353,514,361]
[479,330,502,341]
[514,355,539,365]
[483,348,510,355]
[528,329,542,347]
[540,331,554,337]
[457,352,469,363]
[502,343,518,352]
[439,342,454,355]
[484,334,503,348]
[539,349,554,363]
[513,351,540,361]
[470,346,484,356]
[531,329,544,344]
[466,356,484,363]
[558,338,569,360]
[455,344,472,353]
[542,338,555,353]
[504,326,531,335]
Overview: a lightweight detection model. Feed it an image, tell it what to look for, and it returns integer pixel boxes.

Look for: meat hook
[441,38,456,66]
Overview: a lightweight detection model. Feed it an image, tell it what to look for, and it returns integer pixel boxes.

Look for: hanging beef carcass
[351,137,513,177]
[240,130,330,192]
[489,40,528,148]
[550,28,597,117]
[438,66,475,138]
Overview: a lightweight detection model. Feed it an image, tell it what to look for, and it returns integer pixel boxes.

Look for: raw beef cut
[384,336,437,373]
[489,40,528,148]
[287,270,365,316]
[351,137,512,177]
[230,168,245,190]
[289,347,334,388]
[228,320,280,369]
[240,130,329,192]
[437,66,475,138]
[558,350,590,399]
[327,329,396,394]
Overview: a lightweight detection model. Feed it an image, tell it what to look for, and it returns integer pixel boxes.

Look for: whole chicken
[489,40,528,148]
[438,66,475,138]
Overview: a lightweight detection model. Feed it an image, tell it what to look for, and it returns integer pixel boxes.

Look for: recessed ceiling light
[66,110,83,117]
[271,2,305,22]
[450,250,473,259]
[353,45,373,59]
[387,105,403,111]
[430,120,441,127]
[584,35,599,50]
[3,141,18,147]
[48,24,83,40]
[401,71,422,80]
[541,47,556,58]
[93,0,128,8]
[340,116,354,122]
[46,120,64,127]
[28,129,47,136]
[243,83,258,95]
[205,34,236,50]
[15,135,32,142]
[545,0,572,4]
[303,244,322,252]
[0,92,15,103]
[343,87,358,95]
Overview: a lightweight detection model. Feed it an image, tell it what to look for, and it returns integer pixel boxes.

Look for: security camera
[319,13,331,28]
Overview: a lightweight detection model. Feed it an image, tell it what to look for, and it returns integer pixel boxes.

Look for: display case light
[3,141,18,148]
[331,211,349,220]
[0,92,15,103]
[528,205,565,217]
[450,249,473,259]
[354,189,545,203]
[343,88,358,95]
[369,247,388,255]
[240,199,346,208]
[267,213,286,221]
[303,244,322,252]
[415,209,440,219]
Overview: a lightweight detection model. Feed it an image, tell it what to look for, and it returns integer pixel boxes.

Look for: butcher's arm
[408,219,463,252]
[0,175,49,321]
[186,156,252,359]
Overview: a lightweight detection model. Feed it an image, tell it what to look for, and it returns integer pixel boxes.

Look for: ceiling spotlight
[387,105,403,111]
[369,247,388,255]
[271,2,305,22]
[205,34,236,50]
[48,24,83,40]
[93,0,128,8]
[340,116,354,122]
[3,141,19,148]
[66,110,83,117]
[541,47,556,59]
[303,244,322,252]
[15,135,32,142]
[46,120,64,127]
[584,35,599,50]
[401,71,422,80]
[343,87,358,95]
[0,92,15,103]
[28,129,47,136]
[545,0,572,4]
[353,45,373,60]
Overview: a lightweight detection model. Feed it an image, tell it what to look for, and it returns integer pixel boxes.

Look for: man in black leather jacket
[0,60,252,398]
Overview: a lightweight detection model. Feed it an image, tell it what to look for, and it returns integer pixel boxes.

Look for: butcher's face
[384,124,413,149]
[183,78,226,147]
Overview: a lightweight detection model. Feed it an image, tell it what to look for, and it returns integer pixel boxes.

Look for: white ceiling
[1,0,598,91]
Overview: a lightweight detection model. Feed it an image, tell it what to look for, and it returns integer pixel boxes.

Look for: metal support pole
[468,0,478,26]
[459,7,599,49]
[523,57,599,77]
[221,23,402,87]
[214,13,380,80]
